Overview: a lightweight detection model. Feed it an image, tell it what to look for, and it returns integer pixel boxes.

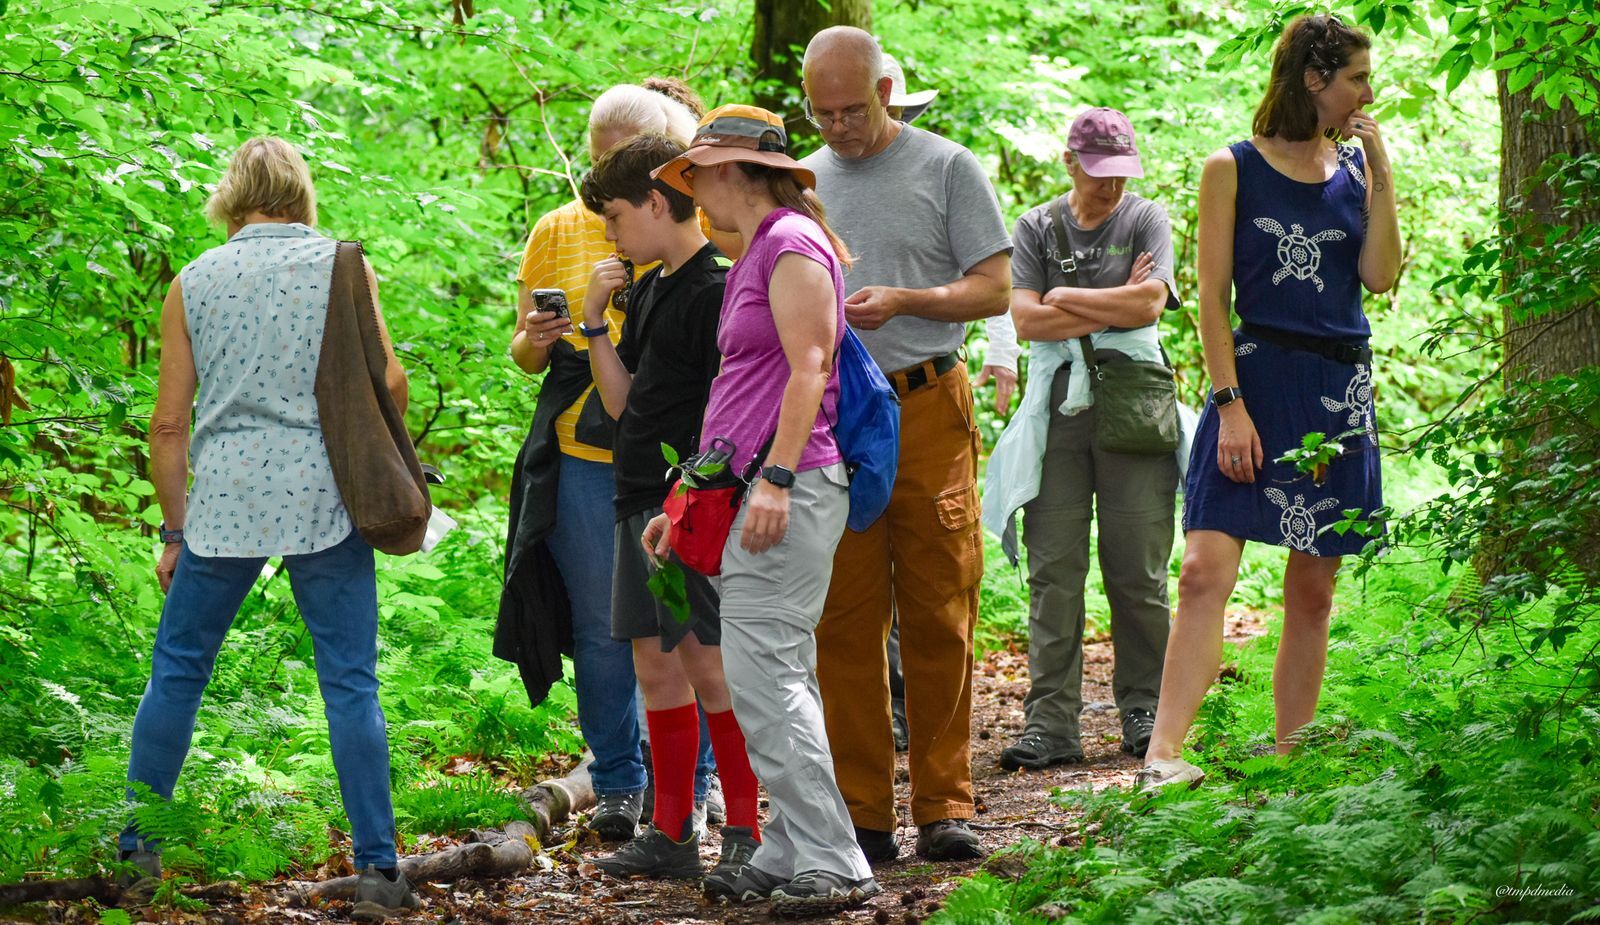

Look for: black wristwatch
[1213,386,1243,408]
[760,465,796,489]
[159,522,184,545]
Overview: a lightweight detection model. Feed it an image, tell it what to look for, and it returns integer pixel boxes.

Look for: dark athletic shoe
[708,825,760,882]
[1121,708,1156,758]
[351,866,420,921]
[769,869,883,917]
[891,699,909,753]
[704,861,788,904]
[852,825,899,865]
[589,790,643,842]
[115,846,162,887]
[593,825,702,880]
[999,732,1085,771]
[915,819,985,861]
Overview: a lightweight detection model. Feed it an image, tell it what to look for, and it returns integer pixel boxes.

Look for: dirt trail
[17,613,1266,924]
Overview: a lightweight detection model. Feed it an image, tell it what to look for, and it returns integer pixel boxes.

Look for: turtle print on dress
[1253,217,1348,293]
[1265,488,1342,554]
[1320,363,1377,443]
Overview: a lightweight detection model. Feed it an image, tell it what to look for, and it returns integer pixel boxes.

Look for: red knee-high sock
[645,703,700,841]
[705,708,761,839]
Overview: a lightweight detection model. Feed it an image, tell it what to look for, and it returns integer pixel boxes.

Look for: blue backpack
[830,327,900,532]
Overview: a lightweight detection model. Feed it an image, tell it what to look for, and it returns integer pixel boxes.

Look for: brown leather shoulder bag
[314,240,431,555]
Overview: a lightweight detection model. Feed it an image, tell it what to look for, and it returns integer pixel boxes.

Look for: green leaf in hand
[646,560,691,623]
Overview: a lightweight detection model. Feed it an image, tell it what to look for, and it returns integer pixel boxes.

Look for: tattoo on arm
[1375,179,1387,193]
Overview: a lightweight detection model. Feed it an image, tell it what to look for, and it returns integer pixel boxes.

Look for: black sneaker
[704,861,788,904]
[589,790,643,842]
[891,699,909,753]
[852,825,898,864]
[999,732,1085,771]
[593,825,701,880]
[1121,709,1156,758]
[769,869,882,917]
[915,819,985,861]
[709,825,760,882]
[351,866,420,921]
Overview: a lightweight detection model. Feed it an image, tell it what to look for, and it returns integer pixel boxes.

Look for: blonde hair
[204,137,317,227]
[588,84,698,149]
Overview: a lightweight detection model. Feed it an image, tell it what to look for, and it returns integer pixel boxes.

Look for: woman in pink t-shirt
[645,105,880,916]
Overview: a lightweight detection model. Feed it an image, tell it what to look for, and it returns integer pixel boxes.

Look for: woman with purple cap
[1139,14,1401,788]
[643,104,881,915]
[983,106,1184,774]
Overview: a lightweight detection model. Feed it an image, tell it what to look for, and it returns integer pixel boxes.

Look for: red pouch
[662,479,745,576]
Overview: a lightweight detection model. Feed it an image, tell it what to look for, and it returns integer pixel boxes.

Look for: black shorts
[611,507,721,652]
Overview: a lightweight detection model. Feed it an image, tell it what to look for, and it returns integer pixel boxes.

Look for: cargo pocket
[934,481,984,591]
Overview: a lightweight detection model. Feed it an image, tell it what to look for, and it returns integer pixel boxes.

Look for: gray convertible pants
[718,463,872,881]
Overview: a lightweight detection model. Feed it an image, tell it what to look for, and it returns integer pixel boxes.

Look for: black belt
[1239,322,1372,366]
[887,350,961,397]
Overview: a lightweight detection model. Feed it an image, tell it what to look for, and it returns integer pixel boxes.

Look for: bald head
[802,26,883,95]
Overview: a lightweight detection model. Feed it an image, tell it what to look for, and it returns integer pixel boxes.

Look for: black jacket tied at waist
[494,340,616,707]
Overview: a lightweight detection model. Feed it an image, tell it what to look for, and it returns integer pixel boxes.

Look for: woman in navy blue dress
[1139,14,1402,787]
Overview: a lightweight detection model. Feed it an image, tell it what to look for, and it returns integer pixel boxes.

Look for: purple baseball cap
[1068,107,1144,178]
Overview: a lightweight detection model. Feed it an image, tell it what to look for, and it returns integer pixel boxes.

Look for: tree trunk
[750,0,872,127]
[1478,74,1600,578]
[1497,77,1600,385]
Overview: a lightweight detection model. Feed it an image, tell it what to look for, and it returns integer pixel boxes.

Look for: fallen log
[0,755,593,911]
[284,754,594,906]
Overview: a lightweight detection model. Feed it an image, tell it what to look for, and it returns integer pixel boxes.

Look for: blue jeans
[549,455,712,796]
[122,530,398,868]
[547,455,647,796]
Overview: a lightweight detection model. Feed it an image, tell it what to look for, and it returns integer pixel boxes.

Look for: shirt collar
[230,222,318,241]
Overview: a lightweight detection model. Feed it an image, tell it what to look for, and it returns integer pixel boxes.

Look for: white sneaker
[1135,757,1205,790]
[703,774,726,826]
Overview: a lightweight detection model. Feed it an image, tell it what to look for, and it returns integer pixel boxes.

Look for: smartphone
[611,258,635,312]
[532,288,569,319]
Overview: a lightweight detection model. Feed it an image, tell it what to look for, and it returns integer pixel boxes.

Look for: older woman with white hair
[123,136,417,920]
[495,78,724,843]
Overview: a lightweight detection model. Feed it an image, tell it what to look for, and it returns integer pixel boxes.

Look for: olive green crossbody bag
[1049,197,1180,456]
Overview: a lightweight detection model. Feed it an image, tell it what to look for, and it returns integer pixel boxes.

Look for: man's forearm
[897,272,1011,323]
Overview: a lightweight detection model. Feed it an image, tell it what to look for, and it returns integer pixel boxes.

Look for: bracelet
[159,522,184,545]
[578,320,609,338]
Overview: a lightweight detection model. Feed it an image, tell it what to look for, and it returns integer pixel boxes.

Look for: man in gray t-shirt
[991,107,1181,775]
[798,25,1012,866]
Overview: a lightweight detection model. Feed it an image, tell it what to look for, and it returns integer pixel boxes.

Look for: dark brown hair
[642,76,706,119]
[1252,14,1372,142]
[579,133,696,222]
[736,163,854,268]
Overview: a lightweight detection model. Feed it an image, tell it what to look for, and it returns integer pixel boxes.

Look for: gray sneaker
[702,774,726,826]
[593,826,702,880]
[704,861,788,905]
[999,732,1085,771]
[115,844,162,887]
[589,790,643,842]
[351,866,420,921]
[769,869,883,917]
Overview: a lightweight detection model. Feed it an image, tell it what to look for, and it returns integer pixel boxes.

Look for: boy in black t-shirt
[577,134,759,883]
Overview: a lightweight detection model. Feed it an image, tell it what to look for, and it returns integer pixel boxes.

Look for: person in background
[576,133,761,883]
[800,26,1013,865]
[128,136,417,920]
[646,104,882,915]
[1140,13,1400,788]
[495,80,720,843]
[982,108,1182,772]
